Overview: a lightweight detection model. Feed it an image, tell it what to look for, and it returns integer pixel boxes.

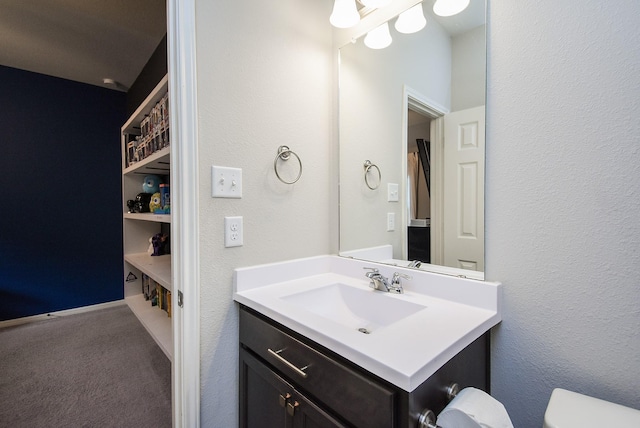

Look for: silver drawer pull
[267,348,309,378]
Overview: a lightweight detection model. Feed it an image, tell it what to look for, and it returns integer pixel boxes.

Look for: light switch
[212,166,242,198]
[387,183,399,202]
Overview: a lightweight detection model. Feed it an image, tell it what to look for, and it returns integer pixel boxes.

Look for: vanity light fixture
[394,2,427,34]
[330,0,360,28]
[433,0,470,17]
[364,22,392,49]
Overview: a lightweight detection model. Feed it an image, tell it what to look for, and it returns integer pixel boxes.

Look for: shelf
[122,75,169,133]
[126,294,172,360]
[124,212,172,223]
[122,73,172,365]
[125,253,172,291]
[123,145,170,176]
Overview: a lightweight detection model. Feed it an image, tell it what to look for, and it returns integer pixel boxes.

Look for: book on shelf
[157,284,171,318]
[142,273,153,300]
[142,275,171,317]
[123,90,170,167]
[166,290,172,318]
[124,133,140,168]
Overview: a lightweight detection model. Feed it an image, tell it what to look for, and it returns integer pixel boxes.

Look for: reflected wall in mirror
[339,0,486,278]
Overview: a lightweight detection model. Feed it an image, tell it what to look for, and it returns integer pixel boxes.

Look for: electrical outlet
[212,166,242,198]
[224,216,243,247]
[387,213,395,231]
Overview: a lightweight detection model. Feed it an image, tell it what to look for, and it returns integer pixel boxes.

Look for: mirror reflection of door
[406,106,485,272]
[443,106,485,272]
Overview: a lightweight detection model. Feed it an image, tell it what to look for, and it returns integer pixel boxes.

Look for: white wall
[193,0,333,425]
[338,18,450,258]
[451,24,486,111]
[486,0,640,426]
[190,0,640,426]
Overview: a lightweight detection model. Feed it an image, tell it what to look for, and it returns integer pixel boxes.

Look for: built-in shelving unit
[126,294,172,358]
[121,74,172,360]
[124,253,171,289]
[123,145,170,175]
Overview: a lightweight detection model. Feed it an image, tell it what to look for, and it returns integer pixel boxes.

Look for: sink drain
[357,327,371,334]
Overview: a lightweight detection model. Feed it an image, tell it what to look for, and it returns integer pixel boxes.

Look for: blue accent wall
[0,65,126,321]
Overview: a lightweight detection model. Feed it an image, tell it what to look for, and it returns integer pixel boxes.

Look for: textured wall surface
[194,0,333,425]
[485,0,640,426]
[0,66,125,320]
[191,0,640,426]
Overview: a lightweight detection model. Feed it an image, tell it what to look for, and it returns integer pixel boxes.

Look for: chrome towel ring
[363,160,381,190]
[274,145,302,184]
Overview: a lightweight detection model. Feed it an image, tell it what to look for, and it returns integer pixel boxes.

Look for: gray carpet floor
[0,304,171,428]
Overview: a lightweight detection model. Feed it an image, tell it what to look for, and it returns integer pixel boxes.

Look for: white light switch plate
[225,216,243,247]
[388,183,399,202]
[212,166,242,198]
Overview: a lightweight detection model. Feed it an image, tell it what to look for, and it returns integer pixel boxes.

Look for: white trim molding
[168,0,200,426]
[0,300,126,329]
[402,85,448,263]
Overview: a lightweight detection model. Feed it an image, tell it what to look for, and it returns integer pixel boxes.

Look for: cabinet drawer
[240,307,396,428]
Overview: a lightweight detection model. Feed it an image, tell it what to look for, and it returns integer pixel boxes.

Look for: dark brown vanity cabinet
[239,306,489,428]
[241,348,346,428]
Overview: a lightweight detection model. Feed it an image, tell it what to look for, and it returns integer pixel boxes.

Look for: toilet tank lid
[544,388,640,428]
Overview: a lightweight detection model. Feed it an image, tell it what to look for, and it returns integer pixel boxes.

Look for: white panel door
[443,106,485,271]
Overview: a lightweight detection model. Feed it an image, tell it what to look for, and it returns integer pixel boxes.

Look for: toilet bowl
[543,388,640,428]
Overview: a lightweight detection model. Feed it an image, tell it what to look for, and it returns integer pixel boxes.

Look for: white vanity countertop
[233,255,501,392]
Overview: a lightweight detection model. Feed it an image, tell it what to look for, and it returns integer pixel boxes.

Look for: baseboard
[0,300,127,329]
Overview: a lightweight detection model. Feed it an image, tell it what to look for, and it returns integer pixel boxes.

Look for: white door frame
[401,86,448,261]
[429,115,445,266]
[167,0,200,426]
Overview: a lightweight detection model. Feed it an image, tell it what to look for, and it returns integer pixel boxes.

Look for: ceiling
[0,1,481,93]
[0,0,166,91]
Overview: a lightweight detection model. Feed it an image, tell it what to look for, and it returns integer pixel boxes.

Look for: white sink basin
[234,256,502,391]
[281,283,427,333]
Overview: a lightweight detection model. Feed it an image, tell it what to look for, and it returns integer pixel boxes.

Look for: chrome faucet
[363,268,411,294]
[364,268,390,291]
[390,272,411,294]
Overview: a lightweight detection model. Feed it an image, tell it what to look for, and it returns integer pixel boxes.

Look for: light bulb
[360,0,393,8]
[364,22,392,49]
[433,0,470,17]
[395,3,427,34]
[330,0,360,28]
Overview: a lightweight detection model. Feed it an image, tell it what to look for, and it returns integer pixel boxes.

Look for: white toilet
[543,388,640,428]
[432,387,640,428]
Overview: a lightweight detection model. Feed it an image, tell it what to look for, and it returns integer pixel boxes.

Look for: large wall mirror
[338,0,486,279]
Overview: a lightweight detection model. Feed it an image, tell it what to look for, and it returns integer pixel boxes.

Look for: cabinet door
[239,307,396,428]
[240,348,289,428]
[240,348,345,428]
[289,393,346,428]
